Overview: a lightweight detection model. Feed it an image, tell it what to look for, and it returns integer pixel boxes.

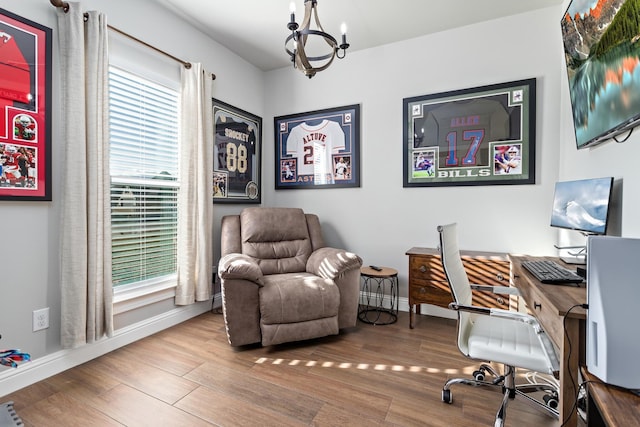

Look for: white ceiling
[155,0,565,72]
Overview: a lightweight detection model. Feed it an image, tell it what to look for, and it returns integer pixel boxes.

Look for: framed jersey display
[0,8,52,201]
[274,104,360,190]
[213,99,262,203]
[403,78,536,187]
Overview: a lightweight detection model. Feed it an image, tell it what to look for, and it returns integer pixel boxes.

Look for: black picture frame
[213,99,262,204]
[274,104,360,190]
[403,78,536,187]
[0,8,52,201]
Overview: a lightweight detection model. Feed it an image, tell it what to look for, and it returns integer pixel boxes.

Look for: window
[108,66,180,289]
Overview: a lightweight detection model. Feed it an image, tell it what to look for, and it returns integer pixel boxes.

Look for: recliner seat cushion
[259,273,340,324]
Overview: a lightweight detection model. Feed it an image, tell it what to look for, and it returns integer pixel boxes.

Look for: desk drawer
[407,250,511,310]
[409,279,452,307]
[409,256,445,281]
[465,259,509,285]
[522,283,563,349]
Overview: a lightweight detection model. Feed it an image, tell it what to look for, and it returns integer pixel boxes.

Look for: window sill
[113,278,177,315]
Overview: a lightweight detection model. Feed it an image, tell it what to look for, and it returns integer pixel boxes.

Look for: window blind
[109,66,180,287]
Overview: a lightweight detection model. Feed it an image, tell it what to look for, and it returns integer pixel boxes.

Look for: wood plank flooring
[3,311,563,426]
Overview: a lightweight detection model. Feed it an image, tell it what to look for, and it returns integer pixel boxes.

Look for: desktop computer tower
[586,236,640,390]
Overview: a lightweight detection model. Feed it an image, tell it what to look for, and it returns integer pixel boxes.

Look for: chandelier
[285,0,349,78]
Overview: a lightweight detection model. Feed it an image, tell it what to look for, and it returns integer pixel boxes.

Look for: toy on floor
[0,350,30,369]
[0,335,29,426]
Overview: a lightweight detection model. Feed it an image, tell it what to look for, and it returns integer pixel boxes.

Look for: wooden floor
[3,311,562,426]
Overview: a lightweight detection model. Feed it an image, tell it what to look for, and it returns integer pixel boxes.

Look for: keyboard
[521,260,584,284]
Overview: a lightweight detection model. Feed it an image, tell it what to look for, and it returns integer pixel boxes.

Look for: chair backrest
[220,207,326,275]
[438,223,473,355]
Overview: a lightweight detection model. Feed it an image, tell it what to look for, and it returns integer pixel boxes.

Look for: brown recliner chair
[218,207,363,347]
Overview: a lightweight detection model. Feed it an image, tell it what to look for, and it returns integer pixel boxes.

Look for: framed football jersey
[212,99,262,203]
[403,79,536,187]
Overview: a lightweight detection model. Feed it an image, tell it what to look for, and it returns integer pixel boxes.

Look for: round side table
[358,266,399,325]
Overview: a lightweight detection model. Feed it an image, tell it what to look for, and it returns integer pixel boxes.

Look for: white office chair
[437,223,560,427]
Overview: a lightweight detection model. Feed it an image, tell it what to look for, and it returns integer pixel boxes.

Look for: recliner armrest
[306,247,363,280]
[218,253,264,286]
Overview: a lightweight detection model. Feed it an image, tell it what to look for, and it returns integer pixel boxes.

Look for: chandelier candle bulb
[339,22,349,52]
[287,2,298,32]
[289,2,296,24]
[284,0,350,78]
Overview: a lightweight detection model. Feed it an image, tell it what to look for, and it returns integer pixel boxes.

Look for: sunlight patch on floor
[254,357,481,375]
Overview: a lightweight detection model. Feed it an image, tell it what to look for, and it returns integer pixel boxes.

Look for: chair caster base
[543,393,559,409]
[442,389,453,404]
[473,369,485,382]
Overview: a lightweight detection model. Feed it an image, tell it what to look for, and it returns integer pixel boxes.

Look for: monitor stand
[554,245,587,265]
[560,256,586,265]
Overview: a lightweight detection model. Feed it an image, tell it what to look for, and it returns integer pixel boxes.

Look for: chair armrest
[490,308,560,375]
[448,302,491,315]
[306,247,363,280]
[448,304,538,328]
[489,307,542,329]
[218,253,264,286]
[470,284,520,296]
[449,303,559,374]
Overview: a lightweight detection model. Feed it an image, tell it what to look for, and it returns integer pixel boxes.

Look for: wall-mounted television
[550,177,614,235]
[561,0,640,149]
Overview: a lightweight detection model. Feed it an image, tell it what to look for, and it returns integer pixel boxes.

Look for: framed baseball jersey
[212,99,262,203]
[403,79,536,187]
[274,104,360,190]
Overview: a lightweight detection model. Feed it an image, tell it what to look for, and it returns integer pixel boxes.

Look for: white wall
[0,0,263,375]
[4,0,640,395]
[262,7,566,315]
[0,0,63,382]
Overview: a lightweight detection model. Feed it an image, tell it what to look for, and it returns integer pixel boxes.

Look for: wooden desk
[510,255,587,427]
[406,247,511,328]
[580,366,640,426]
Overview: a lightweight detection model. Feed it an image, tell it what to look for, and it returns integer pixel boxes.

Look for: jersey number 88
[224,142,248,173]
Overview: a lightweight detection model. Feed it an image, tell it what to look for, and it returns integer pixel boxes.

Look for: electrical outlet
[33,308,50,332]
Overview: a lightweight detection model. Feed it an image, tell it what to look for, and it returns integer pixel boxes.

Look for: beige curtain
[175,64,214,305]
[57,3,113,348]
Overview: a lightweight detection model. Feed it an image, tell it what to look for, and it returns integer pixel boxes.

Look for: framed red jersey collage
[0,8,52,201]
[403,79,536,187]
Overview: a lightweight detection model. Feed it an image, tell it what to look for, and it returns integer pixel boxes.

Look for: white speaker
[586,236,640,390]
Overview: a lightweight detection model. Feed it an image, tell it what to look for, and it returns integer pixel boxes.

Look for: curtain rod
[49,0,216,80]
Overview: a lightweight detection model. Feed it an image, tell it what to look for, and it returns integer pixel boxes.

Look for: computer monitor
[550,177,614,236]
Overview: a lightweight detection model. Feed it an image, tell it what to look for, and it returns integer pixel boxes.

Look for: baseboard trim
[1,295,453,397]
[0,301,212,397]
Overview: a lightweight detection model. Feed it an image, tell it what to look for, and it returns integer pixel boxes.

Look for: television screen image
[550,177,614,235]
[561,0,640,149]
